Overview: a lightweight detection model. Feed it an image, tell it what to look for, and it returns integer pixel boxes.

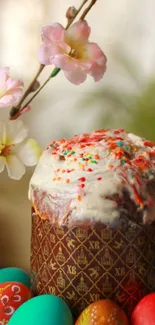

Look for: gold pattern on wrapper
[31,212,155,317]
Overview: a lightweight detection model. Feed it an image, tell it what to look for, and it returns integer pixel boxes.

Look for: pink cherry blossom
[0,68,23,108]
[38,20,107,85]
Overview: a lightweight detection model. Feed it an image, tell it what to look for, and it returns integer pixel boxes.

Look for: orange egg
[75,299,129,325]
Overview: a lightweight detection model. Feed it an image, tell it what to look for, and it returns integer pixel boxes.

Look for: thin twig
[66,0,89,28]
[10,64,45,118]
[20,68,60,110]
[80,0,97,20]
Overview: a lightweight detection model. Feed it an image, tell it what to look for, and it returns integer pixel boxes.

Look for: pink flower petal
[84,42,107,66]
[5,78,23,91]
[38,43,70,65]
[89,61,107,81]
[64,68,87,85]
[38,44,54,65]
[66,20,91,43]
[78,59,93,71]
[19,105,31,115]
[0,67,9,88]
[0,95,13,107]
[41,23,65,43]
[52,54,79,71]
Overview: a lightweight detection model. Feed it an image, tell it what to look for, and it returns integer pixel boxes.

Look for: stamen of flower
[1,144,14,156]
[70,49,78,58]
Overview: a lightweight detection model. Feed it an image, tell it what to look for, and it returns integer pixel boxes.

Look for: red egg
[0,281,32,324]
[132,293,155,325]
[75,299,129,325]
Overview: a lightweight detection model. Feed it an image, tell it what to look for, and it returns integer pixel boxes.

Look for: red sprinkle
[144,141,154,147]
[79,184,85,189]
[87,168,93,172]
[97,177,102,181]
[78,177,86,182]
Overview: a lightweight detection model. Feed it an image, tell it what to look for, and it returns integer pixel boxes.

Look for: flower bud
[66,6,77,20]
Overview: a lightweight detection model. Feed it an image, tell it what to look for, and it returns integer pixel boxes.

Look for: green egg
[0,267,30,288]
[8,294,73,325]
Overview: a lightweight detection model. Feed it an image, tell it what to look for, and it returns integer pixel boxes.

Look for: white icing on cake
[29,129,155,226]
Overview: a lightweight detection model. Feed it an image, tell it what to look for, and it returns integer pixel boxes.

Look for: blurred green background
[80,48,155,141]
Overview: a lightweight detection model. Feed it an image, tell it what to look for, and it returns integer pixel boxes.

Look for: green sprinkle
[63,151,69,155]
[82,158,85,161]
[121,159,126,165]
[92,160,97,164]
[71,151,75,154]
[117,141,123,147]
[88,156,92,159]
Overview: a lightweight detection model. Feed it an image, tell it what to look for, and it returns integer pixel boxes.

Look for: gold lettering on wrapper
[89,240,100,250]
[49,286,56,295]
[67,265,77,275]
[115,267,126,277]
[89,293,100,302]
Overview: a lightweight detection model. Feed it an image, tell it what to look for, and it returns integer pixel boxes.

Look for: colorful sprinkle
[78,177,86,182]
[47,128,155,213]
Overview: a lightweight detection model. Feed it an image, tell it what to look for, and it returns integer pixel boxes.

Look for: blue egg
[0,267,30,288]
[8,294,73,325]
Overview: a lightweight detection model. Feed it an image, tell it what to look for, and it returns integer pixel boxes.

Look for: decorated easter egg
[0,282,32,324]
[132,292,155,325]
[7,294,73,325]
[75,299,129,325]
[0,268,30,288]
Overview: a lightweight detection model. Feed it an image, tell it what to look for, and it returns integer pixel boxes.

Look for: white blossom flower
[0,120,41,180]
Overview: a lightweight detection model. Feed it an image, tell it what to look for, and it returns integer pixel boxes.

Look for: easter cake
[29,128,155,317]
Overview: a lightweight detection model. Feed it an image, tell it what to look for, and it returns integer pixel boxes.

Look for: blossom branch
[10,0,99,119]
[9,0,89,120]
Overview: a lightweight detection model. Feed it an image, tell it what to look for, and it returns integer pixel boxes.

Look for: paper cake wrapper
[30,210,155,318]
